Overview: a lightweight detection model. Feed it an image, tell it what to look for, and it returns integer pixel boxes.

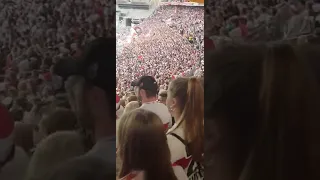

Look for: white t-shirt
[167,122,186,164]
[139,102,172,129]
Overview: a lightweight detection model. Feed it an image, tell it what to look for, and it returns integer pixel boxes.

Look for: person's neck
[173,113,182,124]
[141,97,157,104]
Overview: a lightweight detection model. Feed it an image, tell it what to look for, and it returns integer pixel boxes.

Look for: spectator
[32,108,77,146]
[158,90,168,105]
[126,95,138,105]
[132,76,172,130]
[123,101,140,114]
[13,122,34,156]
[56,37,116,165]
[25,131,85,180]
[0,105,29,180]
[166,77,204,179]
[117,109,188,180]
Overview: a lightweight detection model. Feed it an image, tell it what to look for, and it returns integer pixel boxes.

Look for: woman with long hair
[204,43,320,180]
[166,77,204,179]
[117,109,187,180]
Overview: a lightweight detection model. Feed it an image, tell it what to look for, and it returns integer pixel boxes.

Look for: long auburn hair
[168,77,204,162]
[118,109,177,180]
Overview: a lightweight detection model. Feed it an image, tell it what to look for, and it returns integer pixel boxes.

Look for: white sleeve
[167,134,186,163]
[173,166,188,180]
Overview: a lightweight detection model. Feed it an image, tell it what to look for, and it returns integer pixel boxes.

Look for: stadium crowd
[0,0,204,180]
[116,5,204,93]
[205,0,320,44]
[0,0,118,180]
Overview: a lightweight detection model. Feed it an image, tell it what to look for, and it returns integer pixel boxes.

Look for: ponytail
[248,44,313,180]
[180,77,204,162]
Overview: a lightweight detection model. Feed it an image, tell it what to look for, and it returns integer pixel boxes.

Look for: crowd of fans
[0,0,204,179]
[0,0,116,180]
[205,0,320,44]
[116,5,204,93]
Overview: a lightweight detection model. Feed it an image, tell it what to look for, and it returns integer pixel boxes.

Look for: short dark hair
[159,90,167,98]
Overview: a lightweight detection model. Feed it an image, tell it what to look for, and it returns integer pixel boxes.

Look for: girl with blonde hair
[166,77,204,180]
[118,109,187,180]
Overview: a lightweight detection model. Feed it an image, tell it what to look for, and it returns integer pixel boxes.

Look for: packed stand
[0,0,117,179]
[205,0,320,43]
[116,75,204,180]
[116,5,204,93]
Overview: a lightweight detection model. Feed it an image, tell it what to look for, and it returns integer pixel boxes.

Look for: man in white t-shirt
[132,76,172,129]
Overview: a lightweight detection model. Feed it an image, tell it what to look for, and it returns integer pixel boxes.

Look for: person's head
[33,108,77,145]
[205,43,320,180]
[123,101,139,114]
[167,77,204,162]
[43,156,115,180]
[117,109,177,180]
[55,37,116,145]
[26,131,85,180]
[126,95,138,105]
[119,99,125,108]
[13,122,34,154]
[290,0,306,13]
[132,76,158,103]
[158,90,167,105]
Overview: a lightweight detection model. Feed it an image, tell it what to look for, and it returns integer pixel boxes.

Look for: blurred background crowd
[205,0,320,45]
[116,5,204,93]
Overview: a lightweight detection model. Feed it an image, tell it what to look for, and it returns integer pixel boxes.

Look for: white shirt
[140,102,172,128]
[166,122,186,164]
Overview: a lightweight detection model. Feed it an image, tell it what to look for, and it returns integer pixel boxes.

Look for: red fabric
[43,72,52,81]
[239,23,248,37]
[163,123,169,131]
[173,156,192,169]
[97,8,103,17]
[116,94,120,103]
[204,37,215,50]
[120,172,138,180]
[0,105,14,138]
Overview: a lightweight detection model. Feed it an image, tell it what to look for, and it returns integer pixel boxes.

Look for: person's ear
[140,89,146,98]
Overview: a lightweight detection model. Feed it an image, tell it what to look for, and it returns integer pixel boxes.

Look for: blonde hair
[123,101,139,114]
[39,108,77,135]
[168,77,204,162]
[26,131,85,180]
[118,109,177,180]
